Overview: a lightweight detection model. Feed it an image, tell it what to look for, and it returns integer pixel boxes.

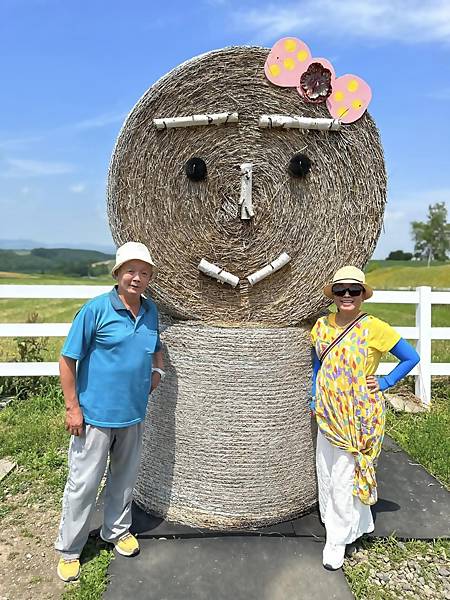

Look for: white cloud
[1,158,74,178]
[234,0,450,45]
[383,210,405,222]
[21,186,31,195]
[426,87,450,100]
[0,135,43,149]
[69,183,86,193]
[73,111,126,131]
[373,190,450,258]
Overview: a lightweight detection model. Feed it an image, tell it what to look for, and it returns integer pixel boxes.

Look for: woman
[311,266,419,570]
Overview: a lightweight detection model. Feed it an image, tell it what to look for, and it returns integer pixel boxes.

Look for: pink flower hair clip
[264,37,372,124]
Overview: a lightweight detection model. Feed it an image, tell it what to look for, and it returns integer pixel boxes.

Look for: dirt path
[0,490,64,600]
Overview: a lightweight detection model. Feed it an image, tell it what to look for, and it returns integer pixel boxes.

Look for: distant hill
[0,239,115,254]
[0,248,114,276]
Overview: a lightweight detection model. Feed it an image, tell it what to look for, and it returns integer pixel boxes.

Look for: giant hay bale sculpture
[107,39,386,528]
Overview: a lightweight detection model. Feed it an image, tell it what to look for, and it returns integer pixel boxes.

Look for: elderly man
[55,242,164,582]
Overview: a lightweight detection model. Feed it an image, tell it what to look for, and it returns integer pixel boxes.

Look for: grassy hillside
[366,259,446,271]
[0,248,114,276]
[366,264,450,289]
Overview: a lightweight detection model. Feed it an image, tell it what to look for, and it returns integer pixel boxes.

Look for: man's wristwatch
[152,367,166,381]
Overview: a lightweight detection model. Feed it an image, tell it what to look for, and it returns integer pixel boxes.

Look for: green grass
[386,380,450,488]
[62,538,113,600]
[0,386,67,516]
[366,263,450,289]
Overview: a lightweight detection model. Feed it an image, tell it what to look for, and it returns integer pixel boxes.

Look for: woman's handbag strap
[319,313,368,363]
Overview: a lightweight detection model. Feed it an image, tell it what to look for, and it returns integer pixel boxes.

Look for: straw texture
[134,322,316,528]
[108,46,386,326]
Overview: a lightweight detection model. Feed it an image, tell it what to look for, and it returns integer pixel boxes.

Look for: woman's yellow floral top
[311,313,400,505]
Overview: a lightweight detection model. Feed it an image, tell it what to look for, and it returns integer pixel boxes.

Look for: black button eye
[288,153,312,178]
[185,157,207,181]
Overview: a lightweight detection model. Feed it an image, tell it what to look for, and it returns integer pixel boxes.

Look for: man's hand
[151,371,161,392]
[366,375,380,393]
[65,406,84,436]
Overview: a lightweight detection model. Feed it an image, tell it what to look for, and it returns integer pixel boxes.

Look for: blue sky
[0,0,449,258]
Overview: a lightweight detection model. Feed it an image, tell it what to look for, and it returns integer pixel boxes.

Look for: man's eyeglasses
[332,284,364,297]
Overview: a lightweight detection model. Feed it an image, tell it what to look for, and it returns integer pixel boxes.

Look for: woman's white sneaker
[323,541,346,570]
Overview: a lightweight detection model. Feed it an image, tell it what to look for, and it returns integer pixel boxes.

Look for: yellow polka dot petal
[347,79,359,92]
[269,63,281,77]
[283,57,296,71]
[297,49,308,62]
[337,106,349,118]
[352,98,363,109]
[334,90,344,101]
[284,39,297,52]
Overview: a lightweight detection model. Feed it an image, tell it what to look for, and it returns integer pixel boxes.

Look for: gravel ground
[344,538,450,599]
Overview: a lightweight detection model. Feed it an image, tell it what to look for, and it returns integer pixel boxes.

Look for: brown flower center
[299,62,333,104]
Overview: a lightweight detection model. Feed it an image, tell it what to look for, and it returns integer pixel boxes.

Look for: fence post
[415,286,432,406]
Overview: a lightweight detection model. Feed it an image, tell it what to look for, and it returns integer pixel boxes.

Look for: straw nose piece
[239,162,254,220]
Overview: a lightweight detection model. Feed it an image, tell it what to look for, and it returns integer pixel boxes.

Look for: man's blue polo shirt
[61,287,161,428]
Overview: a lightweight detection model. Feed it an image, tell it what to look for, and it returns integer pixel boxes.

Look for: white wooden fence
[0,285,449,406]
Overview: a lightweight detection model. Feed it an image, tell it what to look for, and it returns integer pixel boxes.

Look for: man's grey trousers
[55,423,143,559]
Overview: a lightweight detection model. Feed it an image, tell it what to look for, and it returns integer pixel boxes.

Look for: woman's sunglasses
[332,284,365,297]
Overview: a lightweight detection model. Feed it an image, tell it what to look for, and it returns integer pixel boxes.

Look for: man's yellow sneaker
[57,558,80,582]
[114,532,140,556]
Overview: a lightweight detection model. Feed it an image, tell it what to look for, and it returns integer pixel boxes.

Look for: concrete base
[104,537,353,600]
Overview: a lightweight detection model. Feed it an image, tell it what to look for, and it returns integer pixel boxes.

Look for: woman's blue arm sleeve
[377,338,420,392]
[311,348,321,409]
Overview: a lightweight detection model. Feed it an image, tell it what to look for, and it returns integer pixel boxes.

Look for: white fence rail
[0,285,449,405]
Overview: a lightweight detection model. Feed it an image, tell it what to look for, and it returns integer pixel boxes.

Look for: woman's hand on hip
[366,375,380,393]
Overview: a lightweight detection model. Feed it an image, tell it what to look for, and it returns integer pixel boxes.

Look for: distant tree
[411,202,450,264]
[386,250,413,261]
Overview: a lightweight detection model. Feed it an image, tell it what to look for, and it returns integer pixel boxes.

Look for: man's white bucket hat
[323,265,373,299]
[112,242,157,279]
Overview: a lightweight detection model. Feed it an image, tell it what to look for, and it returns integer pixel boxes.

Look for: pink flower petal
[264,37,312,87]
[326,74,372,124]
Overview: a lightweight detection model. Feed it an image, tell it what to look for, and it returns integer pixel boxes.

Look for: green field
[0,268,449,362]
[0,273,114,362]
[0,271,112,285]
[366,263,450,289]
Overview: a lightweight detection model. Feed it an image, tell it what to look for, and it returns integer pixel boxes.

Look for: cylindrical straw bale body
[134,322,316,528]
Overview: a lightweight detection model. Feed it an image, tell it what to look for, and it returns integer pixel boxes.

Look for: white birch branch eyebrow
[198,259,239,288]
[246,252,291,286]
[239,163,254,220]
[259,115,341,131]
[153,112,238,130]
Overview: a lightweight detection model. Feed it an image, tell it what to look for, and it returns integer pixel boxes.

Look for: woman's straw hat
[112,241,157,278]
[323,265,373,299]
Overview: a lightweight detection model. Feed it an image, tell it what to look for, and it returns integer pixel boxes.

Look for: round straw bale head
[108,46,386,325]
[134,321,316,528]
